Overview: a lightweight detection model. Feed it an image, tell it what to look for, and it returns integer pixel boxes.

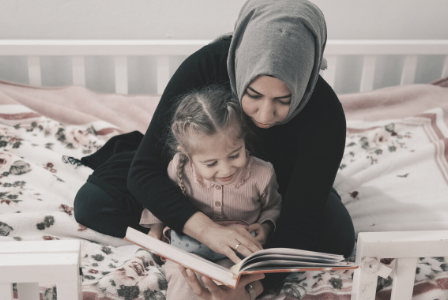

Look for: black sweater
[87,38,346,251]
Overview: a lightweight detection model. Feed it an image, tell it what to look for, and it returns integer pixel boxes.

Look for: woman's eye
[247,93,261,99]
[278,99,291,105]
[206,162,217,167]
[229,153,240,160]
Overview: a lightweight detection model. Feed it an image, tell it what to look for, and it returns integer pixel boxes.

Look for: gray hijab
[226,0,327,124]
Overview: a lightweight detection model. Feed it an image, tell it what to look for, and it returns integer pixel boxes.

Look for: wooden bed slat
[57,281,83,300]
[320,55,337,88]
[400,55,418,86]
[72,56,86,87]
[17,282,39,300]
[442,55,448,78]
[0,283,14,300]
[350,233,378,300]
[114,56,128,94]
[360,55,377,92]
[157,55,170,94]
[351,268,378,300]
[390,257,418,300]
[27,56,42,86]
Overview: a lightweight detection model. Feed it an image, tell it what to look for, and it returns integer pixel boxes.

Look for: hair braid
[176,152,189,198]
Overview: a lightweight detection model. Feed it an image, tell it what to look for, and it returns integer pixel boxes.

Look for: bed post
[351,230,448,300]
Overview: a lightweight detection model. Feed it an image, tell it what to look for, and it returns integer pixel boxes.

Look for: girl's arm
[256,170,282,231]
[249,167,282,245]
[147,223,164,240]
[141,208,164,240]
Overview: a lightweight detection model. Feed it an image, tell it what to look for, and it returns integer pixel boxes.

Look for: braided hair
[167,84,249,197]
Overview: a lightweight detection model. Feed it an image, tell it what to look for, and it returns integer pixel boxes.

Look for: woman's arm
[127,41,229,232]
[127,39,263,260]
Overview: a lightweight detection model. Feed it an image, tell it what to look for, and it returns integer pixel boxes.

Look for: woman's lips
[253,120,274,129]
[217,174,234,181]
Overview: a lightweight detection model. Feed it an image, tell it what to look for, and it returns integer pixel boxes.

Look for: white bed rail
[0,240,82,300]
[351,230,448,300]
[0,39,447,94]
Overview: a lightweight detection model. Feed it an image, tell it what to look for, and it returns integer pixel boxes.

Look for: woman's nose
[258,99,275,123]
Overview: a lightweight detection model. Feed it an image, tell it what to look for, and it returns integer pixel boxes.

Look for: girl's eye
[229,153,240,160]
[206,161,217,167]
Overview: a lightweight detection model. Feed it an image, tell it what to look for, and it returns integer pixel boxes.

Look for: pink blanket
[1,78,448,300]
[0,80,159,134]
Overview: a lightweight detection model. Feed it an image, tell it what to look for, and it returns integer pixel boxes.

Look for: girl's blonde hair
[168,85,249,197]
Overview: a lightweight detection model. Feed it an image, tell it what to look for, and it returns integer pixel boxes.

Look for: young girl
[139,85,282,299]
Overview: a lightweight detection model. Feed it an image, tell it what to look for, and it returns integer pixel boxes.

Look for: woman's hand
[183,212,263,263]
[179,265,264,300]
[203,224,263,263]
[147,223,164,240]
[247,221,274,246]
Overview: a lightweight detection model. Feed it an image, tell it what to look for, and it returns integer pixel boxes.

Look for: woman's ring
[235,244,241,251]
[245,283,256,300]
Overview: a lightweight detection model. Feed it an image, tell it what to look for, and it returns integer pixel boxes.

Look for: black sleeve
[268,78,347,250]
[127,41,229,232]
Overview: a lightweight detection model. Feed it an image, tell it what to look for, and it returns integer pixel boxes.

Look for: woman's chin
[253,120,275,129]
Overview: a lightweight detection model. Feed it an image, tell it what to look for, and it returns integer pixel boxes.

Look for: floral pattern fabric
[2,80,448,299]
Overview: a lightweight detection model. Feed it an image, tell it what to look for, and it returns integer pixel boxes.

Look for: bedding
[0,78,448,300]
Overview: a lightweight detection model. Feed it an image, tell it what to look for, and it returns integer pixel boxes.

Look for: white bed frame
[0,40,448,94]
[1,39,448,300]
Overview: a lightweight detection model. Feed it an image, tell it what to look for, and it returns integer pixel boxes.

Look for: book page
[241,260,352,272]
[240,264,358,274]
[243,254,344,266]
[231,248,347,274]
[244,248,344,260]
[125,227,237,288]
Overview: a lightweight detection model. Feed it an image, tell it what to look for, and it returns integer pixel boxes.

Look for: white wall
[0,0,447,93]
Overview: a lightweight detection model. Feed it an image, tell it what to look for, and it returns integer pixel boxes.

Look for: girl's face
[241,75,292,129]
[187,133,247,186]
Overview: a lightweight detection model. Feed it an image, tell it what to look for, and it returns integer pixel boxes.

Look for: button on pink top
[140,153,282,229]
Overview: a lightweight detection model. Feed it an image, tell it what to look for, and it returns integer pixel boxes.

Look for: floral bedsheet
[1,79,448,299]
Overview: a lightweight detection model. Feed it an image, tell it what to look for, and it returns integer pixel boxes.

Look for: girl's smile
[186,133,247,186]
[216,174,234,181]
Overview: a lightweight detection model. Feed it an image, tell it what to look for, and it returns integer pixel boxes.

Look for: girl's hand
[147,223,164,241]
[179,265,264,300]
[247,222,273,246]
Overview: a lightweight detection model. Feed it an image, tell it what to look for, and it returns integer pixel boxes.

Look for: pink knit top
[140,153,282,229]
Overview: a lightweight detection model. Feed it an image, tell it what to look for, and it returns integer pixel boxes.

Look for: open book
[125,227,358,288]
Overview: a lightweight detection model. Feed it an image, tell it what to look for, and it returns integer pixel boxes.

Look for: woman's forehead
[248,75,291,94]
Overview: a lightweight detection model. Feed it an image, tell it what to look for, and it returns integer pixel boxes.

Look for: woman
[74,0,355,299]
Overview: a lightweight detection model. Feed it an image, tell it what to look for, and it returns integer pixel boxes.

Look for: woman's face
[241,75,292,129]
